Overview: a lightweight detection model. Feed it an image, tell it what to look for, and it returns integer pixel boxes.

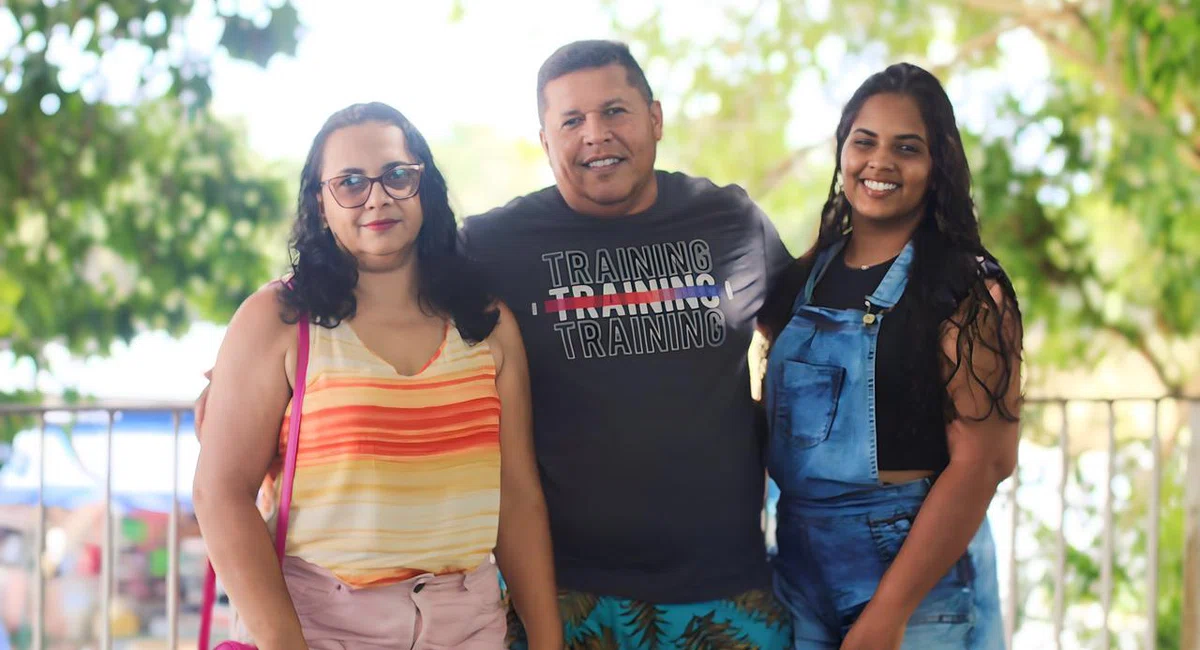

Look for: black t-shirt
[809,247,950,471]
[460,171,792,602]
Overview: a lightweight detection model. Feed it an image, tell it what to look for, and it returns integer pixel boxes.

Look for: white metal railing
[0,401,192,650]
[0,397,1197,649]
[1005,397,1199,650]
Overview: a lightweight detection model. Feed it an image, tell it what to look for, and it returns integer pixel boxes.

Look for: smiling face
[539,64,663,217]
[840,92,933,229]
[318,121,424,269]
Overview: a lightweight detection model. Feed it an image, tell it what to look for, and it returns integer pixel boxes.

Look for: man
[459,41,794,648]
[196,39,795,649]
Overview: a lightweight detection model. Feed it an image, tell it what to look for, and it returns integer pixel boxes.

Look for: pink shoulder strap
[199,317,310,650]
[274,317,310,556]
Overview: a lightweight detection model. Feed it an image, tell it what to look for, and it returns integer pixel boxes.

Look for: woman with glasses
[193,102,562,650]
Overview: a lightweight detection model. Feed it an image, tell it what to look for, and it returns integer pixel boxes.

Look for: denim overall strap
[865,240,915,310]
[792,238,849,314]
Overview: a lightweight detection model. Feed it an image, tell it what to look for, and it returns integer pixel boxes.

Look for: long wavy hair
[279,102,497,343]
[761,63,1022,423]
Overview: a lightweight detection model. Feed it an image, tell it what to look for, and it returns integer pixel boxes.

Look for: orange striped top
[262,319,501,588]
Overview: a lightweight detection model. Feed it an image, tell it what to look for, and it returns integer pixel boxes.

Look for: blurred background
[0,0,1197,648]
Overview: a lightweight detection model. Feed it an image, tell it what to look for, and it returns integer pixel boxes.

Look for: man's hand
[194,369,212,441]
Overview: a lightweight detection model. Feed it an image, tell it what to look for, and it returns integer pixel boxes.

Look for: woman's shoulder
[929,248,1018,323]
[226,282,295,346]
[481,301,519,344]
[935,248,1008,290]
[474,301,521,371]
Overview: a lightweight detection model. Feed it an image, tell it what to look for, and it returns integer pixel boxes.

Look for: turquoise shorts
[507,587,793,649]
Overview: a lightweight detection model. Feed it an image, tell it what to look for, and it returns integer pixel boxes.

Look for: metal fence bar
[6,396,1197,647]
[32,412,46,650]
[1102,401,1116,650]
[101,409,114,650]
[1147,399,1161,650]
[168,409,182,650]
[1184,400,1200,650]
[1055,402,1069,650]
[0,401,196,414]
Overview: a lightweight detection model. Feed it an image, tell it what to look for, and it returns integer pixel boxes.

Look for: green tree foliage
[0,0,300,366]
[597,2,1199,646]
[604,0,1200,393]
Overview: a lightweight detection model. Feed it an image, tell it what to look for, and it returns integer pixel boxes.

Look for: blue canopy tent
[0,427,122,511]
[0,411,199,513]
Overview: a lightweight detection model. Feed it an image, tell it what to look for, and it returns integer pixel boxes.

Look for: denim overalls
[765,239,1003,649]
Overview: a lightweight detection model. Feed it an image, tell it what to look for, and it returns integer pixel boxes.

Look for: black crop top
[809,248,950,472]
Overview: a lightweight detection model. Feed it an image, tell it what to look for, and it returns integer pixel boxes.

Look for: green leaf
[620,599,668,650]
[567,624,619,650]
[728,589,788,630]
[561,591,601,629]
[675,612,756,650]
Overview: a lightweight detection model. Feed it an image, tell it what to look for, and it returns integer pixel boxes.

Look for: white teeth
[586,158,621,168]
[864,179,898,191]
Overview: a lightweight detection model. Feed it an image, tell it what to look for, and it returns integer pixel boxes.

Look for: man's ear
[650,100,664,141]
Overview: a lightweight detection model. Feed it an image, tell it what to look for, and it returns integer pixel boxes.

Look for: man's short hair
[536,40,655,125]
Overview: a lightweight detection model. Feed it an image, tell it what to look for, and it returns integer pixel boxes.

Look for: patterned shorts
[507,587,793,650]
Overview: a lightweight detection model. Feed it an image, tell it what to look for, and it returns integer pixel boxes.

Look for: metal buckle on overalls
[862,300,890,326]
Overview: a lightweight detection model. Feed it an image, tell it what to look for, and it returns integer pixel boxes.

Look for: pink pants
[282,555,507,649]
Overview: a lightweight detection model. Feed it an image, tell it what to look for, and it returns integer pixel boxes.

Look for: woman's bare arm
[489,302,563,650]
[192,287,307,650]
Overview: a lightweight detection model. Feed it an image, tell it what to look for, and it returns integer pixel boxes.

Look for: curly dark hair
[761,63,1023,423]
[279,102,498,343]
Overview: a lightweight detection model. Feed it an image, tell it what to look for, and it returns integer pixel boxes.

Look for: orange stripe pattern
[265,321,501,588]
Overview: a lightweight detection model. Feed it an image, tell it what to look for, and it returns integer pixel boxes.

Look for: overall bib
[765,240,1003,649]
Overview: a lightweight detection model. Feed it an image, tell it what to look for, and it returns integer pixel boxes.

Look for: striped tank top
[264,318,501,588]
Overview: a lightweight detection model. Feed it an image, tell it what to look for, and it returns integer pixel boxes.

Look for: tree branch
[755,141,827,197]
[1101,322,1182,395]
[929,22,1010,77]
[1026,22,1157,116]
[1024,22,1200,171]
[959,0,1200,170]
[1177,94,1200,156]
[959,0,1068,24]
[1053,8,1200,170]
[1019,207,1182,394]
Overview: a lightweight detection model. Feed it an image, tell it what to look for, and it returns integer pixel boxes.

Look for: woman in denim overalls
[760,64,1023,649]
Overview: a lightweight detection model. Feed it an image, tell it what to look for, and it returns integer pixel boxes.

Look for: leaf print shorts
[506,587,793,649]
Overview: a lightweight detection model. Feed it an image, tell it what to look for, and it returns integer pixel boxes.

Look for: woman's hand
[840,605,905,650]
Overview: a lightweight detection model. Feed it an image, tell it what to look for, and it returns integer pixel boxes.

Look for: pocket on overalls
[866,511,974,625]
[775,360,845,449]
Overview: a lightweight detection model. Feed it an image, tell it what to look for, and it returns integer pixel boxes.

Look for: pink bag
[198,317,310,650]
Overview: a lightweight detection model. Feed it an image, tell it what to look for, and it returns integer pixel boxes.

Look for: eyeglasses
[319,163,425,208]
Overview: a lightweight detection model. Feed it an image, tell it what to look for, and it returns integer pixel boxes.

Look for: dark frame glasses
[319,163,425,208]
